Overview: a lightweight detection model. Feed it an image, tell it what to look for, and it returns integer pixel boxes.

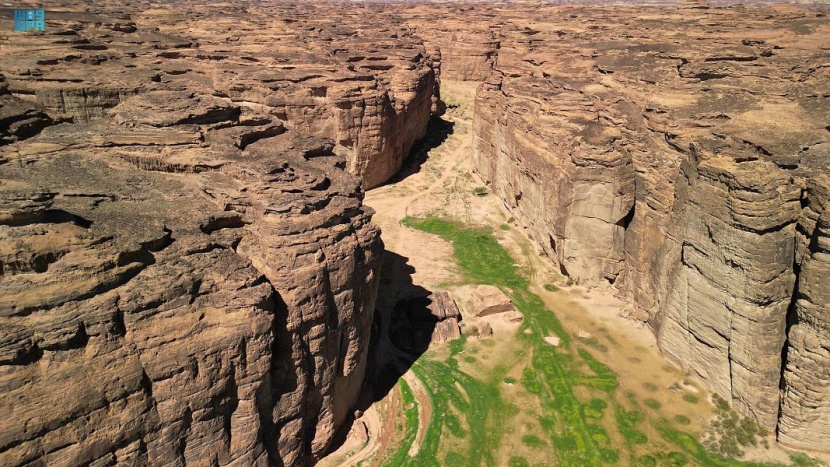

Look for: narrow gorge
[1,1,828,466]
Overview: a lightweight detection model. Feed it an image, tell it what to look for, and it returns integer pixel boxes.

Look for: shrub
[674,415,691,425]
[644,399,662,410]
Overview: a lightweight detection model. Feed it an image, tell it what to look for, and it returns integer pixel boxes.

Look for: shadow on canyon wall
[326,249,437,455]
[325,116,455,457]
[385,115,455,186]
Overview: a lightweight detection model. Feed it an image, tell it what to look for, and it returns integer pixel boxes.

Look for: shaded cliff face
[0,2,438,189]
[460,2,829,451]
[0,3,460,464]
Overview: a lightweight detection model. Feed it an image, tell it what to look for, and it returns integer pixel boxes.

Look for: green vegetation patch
[703,394,770,459]
[521,434,545,448]
[386,378,420,465]
[683,393,700,404]
[391,217,798,467]
[543,283,559,292]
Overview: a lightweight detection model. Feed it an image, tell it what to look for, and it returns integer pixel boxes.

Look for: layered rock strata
[0,1,439,188]
[463,2,829,450]
[0,90,383,466]
[0,3,459,464]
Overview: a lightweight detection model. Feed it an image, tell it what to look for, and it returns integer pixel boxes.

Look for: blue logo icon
[14,9,45,32]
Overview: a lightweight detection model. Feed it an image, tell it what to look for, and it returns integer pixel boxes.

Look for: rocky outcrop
[464,2,830,450]
[471,285,516,317]
[0,92,383,466]
[778,177,830,450]
[399,6,502,82]
[0,4,444,464]
[0,3,439,189]
[390,291,462,350]
[0,75,53,145]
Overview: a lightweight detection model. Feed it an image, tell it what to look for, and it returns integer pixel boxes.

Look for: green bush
[674,415,691,425]
[644,399,662,410]
[682,393,699,404]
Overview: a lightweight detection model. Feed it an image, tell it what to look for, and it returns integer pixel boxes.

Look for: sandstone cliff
[1,2,438,189]
[462,2,829,451]
[0,4,450,464]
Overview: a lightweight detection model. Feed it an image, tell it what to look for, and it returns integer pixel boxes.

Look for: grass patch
[392,217,784,467]
[683,393,700,404]
[644,399,662,410]
[385,378,420,465]
[788,451,825,467]
[543,283,559,292]
[522,434,545,448]
[674,415,692,425]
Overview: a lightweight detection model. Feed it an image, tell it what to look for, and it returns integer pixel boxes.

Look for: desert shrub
[644,399,662,410]
[674,415,691,425]
[702,393,768,458]
[682,393,699,404]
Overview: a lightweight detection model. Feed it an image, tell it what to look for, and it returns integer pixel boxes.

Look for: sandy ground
[321,80,821,466]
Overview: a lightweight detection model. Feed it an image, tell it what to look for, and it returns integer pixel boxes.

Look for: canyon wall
[0,3,439,465]
[450,2,829,450]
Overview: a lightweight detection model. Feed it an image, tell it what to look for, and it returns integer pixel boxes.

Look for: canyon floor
[320,81,825,467]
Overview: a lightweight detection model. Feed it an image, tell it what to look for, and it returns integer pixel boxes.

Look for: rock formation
[0,2,440,464]
[390,291,462,349]
[2,0,828,461]
[471,285,516,317]
[0,2,439,189]
[416,1,829,451]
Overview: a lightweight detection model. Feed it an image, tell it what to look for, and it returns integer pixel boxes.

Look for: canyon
[1,1,828,466]
[418,2,830,450]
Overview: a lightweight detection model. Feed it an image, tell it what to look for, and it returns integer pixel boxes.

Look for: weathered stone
[437,1,830,450]
[471,285,515,317]
[478,321,493,339]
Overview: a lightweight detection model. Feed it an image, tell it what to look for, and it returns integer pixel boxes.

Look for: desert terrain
[0,1,828,466]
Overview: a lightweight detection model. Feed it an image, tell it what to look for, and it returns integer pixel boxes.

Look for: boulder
[472,285,515,317]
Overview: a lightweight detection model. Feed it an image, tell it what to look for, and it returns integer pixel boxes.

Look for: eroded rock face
[452,2,828,450]
[0,1,439,189]
[0,4,421,464]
